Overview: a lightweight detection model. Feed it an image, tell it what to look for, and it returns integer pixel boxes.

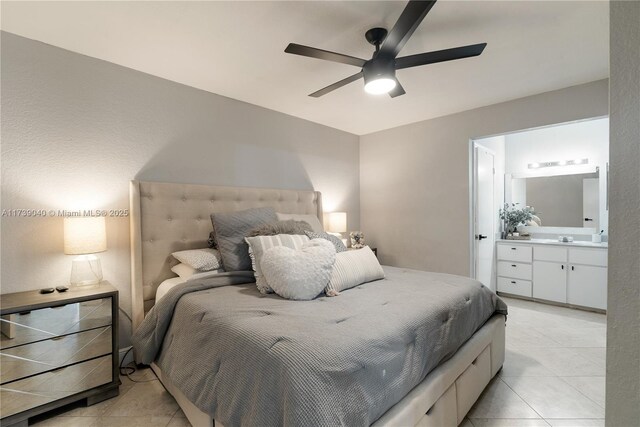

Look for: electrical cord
[118,307,132,323]
[118,346,157,383]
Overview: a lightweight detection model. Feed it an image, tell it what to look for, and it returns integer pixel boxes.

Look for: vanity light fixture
[528,158,588,169]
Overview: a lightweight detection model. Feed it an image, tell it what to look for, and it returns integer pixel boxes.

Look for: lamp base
[70,255,103,286]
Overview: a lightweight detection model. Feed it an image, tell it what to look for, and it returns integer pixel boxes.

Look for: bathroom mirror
[507,170,600,229]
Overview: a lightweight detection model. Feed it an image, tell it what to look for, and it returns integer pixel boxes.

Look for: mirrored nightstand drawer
[0,354,113,418]
[0,298,112,350]
[1,326,112,384]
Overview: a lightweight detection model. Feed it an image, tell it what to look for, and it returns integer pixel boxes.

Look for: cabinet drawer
[569,248,608,267]
[534,246,567,262]
[497,261,532,280]
[1,326,112,384]
[416,384,457,427]
[456,345,491,423]
[0,355,113,418]
[497,244,532,263]
[1,298,112,350]
[497,277,532,297]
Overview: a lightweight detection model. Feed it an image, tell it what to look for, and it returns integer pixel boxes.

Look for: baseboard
[119,346,134,367]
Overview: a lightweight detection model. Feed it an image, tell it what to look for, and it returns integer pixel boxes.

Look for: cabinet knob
[511,281,516,284]
[562,265,564,270]
[571,266,575,271]
[511,264,517,267]
[511,247,517,250]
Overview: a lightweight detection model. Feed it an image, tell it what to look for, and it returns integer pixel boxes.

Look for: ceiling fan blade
[309,72,363,97]
[285,43,366,67]
[395,43,487,69]
[389,79,406,98]
[378,0,437,59]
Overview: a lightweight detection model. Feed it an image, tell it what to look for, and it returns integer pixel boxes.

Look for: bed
[129,180,506,427]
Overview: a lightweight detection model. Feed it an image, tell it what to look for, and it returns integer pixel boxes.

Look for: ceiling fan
[284,0,486,98]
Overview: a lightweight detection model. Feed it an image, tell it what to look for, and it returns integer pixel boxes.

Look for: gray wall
[606,1,640,425]
[360,80,608,275]
[0,32,360,345]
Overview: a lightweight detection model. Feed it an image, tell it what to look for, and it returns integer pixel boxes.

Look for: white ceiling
[1,1,609,135]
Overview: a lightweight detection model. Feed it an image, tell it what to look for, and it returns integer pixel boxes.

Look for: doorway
[470,118,609,291]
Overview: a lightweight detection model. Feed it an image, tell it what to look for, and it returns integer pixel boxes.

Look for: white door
[533,261,567,303]
[568,265,607,310]
[583,178,599,229]
[475,146,495,290]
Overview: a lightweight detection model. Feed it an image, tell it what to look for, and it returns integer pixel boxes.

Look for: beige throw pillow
[326,246,384,296]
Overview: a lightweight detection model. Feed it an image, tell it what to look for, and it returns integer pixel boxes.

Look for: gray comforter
[133,267,507,427]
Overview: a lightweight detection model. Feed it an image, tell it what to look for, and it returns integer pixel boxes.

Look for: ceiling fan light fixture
[364,77,397,95]
[363,58,396,95]
[285,1,486,98]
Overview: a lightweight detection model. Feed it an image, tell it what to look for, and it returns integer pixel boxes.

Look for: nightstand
[349,246,377,257]
[0,282,119,427]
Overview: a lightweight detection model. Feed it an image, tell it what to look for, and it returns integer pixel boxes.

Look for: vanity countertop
[497,238,608,248]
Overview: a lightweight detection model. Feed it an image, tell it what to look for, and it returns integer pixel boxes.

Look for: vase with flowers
[499,203,535,239]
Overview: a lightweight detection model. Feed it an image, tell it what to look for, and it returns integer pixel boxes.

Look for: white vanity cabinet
[568,249,608,310]
[532,245,567,303]
[496,240,607,311]
[533,261,567,303]
[496,244,533,297]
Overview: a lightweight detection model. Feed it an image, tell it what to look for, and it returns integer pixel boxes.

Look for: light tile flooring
[467,297,606,427]
[33,297,606,427]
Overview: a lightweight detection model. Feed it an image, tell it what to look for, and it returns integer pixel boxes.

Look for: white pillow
[171,248,222,271]
[171,263,224,280]
[155,277,185,302]
[261,239,336,300]
[325,246,385,296]
[171,263,197,279]
[245,234,309,293]
[276,213,323,233]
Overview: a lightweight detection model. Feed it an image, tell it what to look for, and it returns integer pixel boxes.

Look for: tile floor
[33,296,606,427]
[466,297,606,427]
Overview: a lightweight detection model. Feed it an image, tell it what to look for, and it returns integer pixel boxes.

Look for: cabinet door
[568,265,607,310]
[533,261,567,303]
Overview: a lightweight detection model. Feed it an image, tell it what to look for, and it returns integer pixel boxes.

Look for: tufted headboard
[129,180,323,330]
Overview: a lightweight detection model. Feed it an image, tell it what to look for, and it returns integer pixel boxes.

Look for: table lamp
[64,217,107,286]
[327,212,347,246]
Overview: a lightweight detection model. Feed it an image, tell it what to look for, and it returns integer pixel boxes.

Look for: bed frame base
[151,314,505,427]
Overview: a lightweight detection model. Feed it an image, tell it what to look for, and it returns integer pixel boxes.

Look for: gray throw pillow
[305,230,347,253]
[210,207,277,271]
[247,220,313,237]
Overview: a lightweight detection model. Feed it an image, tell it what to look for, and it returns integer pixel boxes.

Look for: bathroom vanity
[496,239,607,312]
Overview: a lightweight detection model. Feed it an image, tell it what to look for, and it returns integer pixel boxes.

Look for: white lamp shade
[327,212,347,233]
[64,217,107,255]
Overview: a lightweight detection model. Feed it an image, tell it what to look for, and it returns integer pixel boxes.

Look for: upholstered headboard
[129,180,323,330]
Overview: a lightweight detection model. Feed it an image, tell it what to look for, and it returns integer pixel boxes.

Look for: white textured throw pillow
[326,246,385,296]
[276,213,324,233]
[261,239,336,300]
[245,234,310,294]
[171,248,222,271]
